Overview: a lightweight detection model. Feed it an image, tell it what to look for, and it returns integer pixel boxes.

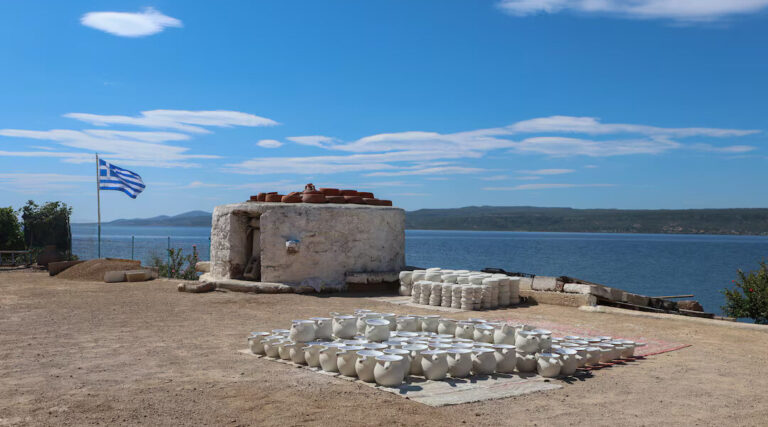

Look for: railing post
[167,236,171,278]
[131,236,135,260]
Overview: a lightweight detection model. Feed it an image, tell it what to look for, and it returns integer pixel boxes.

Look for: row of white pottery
[290,320,317,343]
[555,348,578,375]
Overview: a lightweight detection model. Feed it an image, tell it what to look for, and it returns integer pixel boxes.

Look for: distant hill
[84,206,768,235]
[103,210,212,227]
[405,206,768,235]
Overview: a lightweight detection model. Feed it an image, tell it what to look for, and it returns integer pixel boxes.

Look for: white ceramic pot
[516,351,537,373]
[310,317,333,340]
[408,315,425,331]
[357,313,382,334]
[421,350,449,380]
[374,355,406,387]
[421,315,440,333]
[536,352,562,378]
[277,340,293,360]
[248,332,271,355]
[584,347,602,365]
[437,319,457,336]
[455,322,475,340]
[272,329,290,336]
[262,336,283,358]
[401,343,429,375]
[337,345,366,376]
[619,340,636,358]
[493,324,517,345]
[365,318,391,342]
[532,329,552,352]
[303,342,326,367]
[319,343,345,372]
[492,344,517,373]
[515,331,540,354]
[290,320,316,343]
[379,313,397,331]
[411,270,426,283]
[284,342,305,364]
[383,348,411,380]
[474,324,495,343]
[572,347,588,368]
[472,348,497,375]
[555,348,578,376]
[447,348,473,378]
[598,344,615,363]
[332,315,357,339]
[355,349,384,382]
[396,316,419,332]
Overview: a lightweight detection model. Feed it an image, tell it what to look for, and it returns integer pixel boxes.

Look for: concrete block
[608,287,624,301]
[520,289,596,307]
[531,277,557,291]
[622,292,650,307]
[195,261,211,273]
[563,283,592,294]
[125,270,148,282]
[104,271,126,283]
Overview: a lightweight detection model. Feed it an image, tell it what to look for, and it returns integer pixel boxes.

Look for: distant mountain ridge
[81,206,768,235]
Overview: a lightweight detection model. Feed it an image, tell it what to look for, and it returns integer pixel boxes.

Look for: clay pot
[536,352,563,378]
[380,200,393,206]
[402,344,429,375]
[492,344,517,373]
[303,342,327,368]
[247,332,271,355]
[472,348,497,375]
[493,324,517,345]
[420,350,449,380]
[358,191,374,198]
[288,342,307,365]
[362,198,378,205]
[319,188,341,196]
[365,318,391,342]
[355,350,384,382]
[289,319,316,343]
[326,195,346,204]
[337,346,366,376]
[374,355,406,387]
[340,189,359,196]
[447,348,473,378]
[554,348,578,376]
[256,193,267,201]
[319,343,345,372]
[344,195,364,204]
[310,317,333,340]
[249,195,259,202]
[265,193,284,202]
[332,315,357,339]
[302,193,327,203]
[281,195,301,203]
[516,351,537,372]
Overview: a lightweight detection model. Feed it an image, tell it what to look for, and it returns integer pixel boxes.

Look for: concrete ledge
[520,289,596,308]
[580,305,768,332]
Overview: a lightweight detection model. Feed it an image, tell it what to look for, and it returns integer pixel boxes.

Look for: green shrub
[150,246,199,280]
[722,261,768,324]
[0,206,25,250]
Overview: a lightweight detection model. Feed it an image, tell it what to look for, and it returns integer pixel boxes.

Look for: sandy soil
[1,270,767,426]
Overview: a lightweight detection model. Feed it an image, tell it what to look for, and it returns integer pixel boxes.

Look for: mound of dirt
[57,258,142,282]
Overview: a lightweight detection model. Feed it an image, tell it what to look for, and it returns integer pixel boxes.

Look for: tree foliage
[20,200,72,253]
[722,261,768,324]
[0,206,25,250]
[150,246,200,280]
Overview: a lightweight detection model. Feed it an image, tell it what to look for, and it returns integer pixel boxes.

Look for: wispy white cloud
[65,110,278,133]
[584,164,598,169]
[366,166,485,177]
[512,136,681,157]
[496,0,768,22]
[484,183,615,191]
[257,139,283,148]
[516,176,543,180]
[286,136,338,148]
[0,173,91,193]
[518,168,575,175]
[481,174,510,181]
[81,7,182,37]
[690,143,757,153]
[0,128,217,168]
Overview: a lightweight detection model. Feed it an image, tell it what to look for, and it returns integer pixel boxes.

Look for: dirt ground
[1,270,767,426]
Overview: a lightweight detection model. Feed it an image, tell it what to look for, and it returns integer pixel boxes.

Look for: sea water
[71,225,768,316]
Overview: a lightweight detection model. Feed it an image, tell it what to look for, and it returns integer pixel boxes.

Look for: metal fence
[72,235,211,265]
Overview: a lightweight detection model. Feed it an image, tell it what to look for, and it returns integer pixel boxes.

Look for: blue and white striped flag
[98,158,145,199]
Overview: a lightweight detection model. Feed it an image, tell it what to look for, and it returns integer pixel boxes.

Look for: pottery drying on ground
[365,318,391,342]
[555,348,578,376]
[421,350,449,380]
[493,324,517,345]
[447,348,473,378]
[337,346,366,377]
[472,348,497,375]
[290,320,316,343]
[536,352,562,378]
[332,315,357,339]
[492,344,517,373]
[374,355,406,387]
[355,349,384,382]
[319,343,345,372]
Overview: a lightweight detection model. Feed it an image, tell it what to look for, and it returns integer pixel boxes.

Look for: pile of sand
[57,258,142,282]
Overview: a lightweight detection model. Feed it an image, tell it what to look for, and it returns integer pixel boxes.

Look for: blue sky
[1,0,768,222]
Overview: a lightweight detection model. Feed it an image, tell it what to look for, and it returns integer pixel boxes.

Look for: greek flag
[98,159,145,199]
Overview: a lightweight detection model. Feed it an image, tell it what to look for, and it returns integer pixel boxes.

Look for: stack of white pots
[399,268,520,311]
[247,310,645,387]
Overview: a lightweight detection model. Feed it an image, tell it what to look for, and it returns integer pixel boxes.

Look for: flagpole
[96,153,101,259]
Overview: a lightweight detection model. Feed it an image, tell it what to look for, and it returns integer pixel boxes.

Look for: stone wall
[210,202,405,291]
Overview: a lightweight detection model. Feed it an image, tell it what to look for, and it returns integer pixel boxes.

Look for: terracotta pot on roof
[302,193,327,203]
[379,200,393,206]
[288,191,302,197]
[326,195,346,204]
[281,195,302,203]
[358,192,374,199]
[265,194,284,202]
[256,193,267,201]
[343,195,363,204]
[362,198,379,205]
[249,195,259,202]
[319,188,341,196]
[340,190,359,196]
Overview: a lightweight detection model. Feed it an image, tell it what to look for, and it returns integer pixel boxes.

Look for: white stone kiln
[209,201,405,291]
